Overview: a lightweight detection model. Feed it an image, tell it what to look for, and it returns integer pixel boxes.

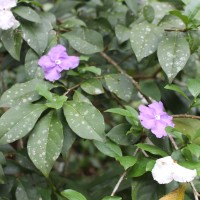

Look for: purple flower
[138,101,174,138]
[38,44,79,82]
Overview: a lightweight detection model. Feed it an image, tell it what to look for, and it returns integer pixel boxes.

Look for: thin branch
[111,171,127,196]
[100,52,152,104]
[190,182,200,200]
[168,135,178,150]
[173,114,200,120]
[63,83,81,96]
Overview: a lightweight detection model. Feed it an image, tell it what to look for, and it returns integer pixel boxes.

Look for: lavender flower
[138,101,174,138]
[38,44,79,82]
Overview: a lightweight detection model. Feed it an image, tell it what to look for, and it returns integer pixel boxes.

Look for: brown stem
[173,114,200,120]
[100,52,152,104]
[63,83,81,96]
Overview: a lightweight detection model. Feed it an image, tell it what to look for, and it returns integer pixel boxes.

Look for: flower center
[154,115,160,120]
[55,59,61,65]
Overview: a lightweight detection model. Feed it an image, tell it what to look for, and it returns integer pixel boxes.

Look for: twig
[168,135,178,150]
[63,83,81,96]
[190,182,200,200]
[173,114,200,120]
[111,147,143,196]
[100,52,152,104]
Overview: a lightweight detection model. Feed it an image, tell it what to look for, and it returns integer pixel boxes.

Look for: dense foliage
[1,0,200,199]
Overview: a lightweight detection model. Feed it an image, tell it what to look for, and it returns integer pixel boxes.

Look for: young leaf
[0,104,47,144]
[165,84,190,101]
[1,29,23,61]
[104,74,133,102]
[63,101,106,142]
[157,33,190,83]
[136,143,168,157]
[187,78,200,97]
[28,111,63,177]
[63,28,104,54]
[130,22,163,61]
[61,189,87,200]
[143,5,155,23]
[94,140,122,158]
[81,79,104,95]
[117,156,137,170]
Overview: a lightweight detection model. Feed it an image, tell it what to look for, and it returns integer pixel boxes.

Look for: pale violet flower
[138,101,174,138]
[38,44,79,82]
[152,156,197,184]
[0,0,19,30]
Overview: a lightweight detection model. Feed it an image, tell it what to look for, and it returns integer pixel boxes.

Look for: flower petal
[140,118,155,129]
[48,44,66,61]
[60,56,79,70]
[152,156,174,184]
[0,0,17,9]
[44,69,61,82]
[149,101,164,115]
[151,121,168,138]
[172,163,197,183]
[38,55,55,70]
[0,10,19,30]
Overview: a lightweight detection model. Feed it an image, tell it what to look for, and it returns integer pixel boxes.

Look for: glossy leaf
[81,79,104,95]
[104,74,133,102]
[63,101,106,141]
[157,33,190,82]
[0,79,52,107]
[94,140,122,158]
[115,24,130,43]
[13,6,41,23]
[0,104,46,144]
[63,28,104,54]
[130,22,163,61]
[28,111,63,177]
[143,5,155,23]
[1,29,23,61]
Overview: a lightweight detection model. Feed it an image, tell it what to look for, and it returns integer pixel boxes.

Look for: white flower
[0,0,17,10]
[152,156,197,184]
[0,0,19,30]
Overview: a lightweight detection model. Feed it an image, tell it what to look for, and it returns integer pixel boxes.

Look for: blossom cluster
[38,45,79,82]
[0,0,19,30]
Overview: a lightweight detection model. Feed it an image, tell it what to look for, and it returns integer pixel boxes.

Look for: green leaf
[117,156,137,170]
[63,101,106,141]
[157,33,190,83]
[13,6,41,23]
[1,29,23,61]
[139,80,161,101]
[125,0,138,15]
[169,10,189,25]
[130,22,163,61]
[25,49,44,79]
[63,28,104,54]
[129,158,152,177]
[184,1,200,20]
[61,18,86,28]
[81,79,104,95]
[73,91,91,104]
[105,108,131,117]
[0,79,52,107]
[143,5,155,23]
[102,196,122,200]
[104,74,133,102]
[94,140,122,158]
[15,182,29,200]
[80,66,101,75]
[165,84,190,101]
[107,124,138,146]
[184,143,200,159]
[28,111,63,177]
[187,78,200,97]
[21,13,55,55]
[136,143,168,157]
[0,104,46,144]
[115,24,130,43]
[61,189,87,200]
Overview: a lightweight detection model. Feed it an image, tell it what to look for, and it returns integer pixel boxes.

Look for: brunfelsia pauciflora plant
[1,0,200,199]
